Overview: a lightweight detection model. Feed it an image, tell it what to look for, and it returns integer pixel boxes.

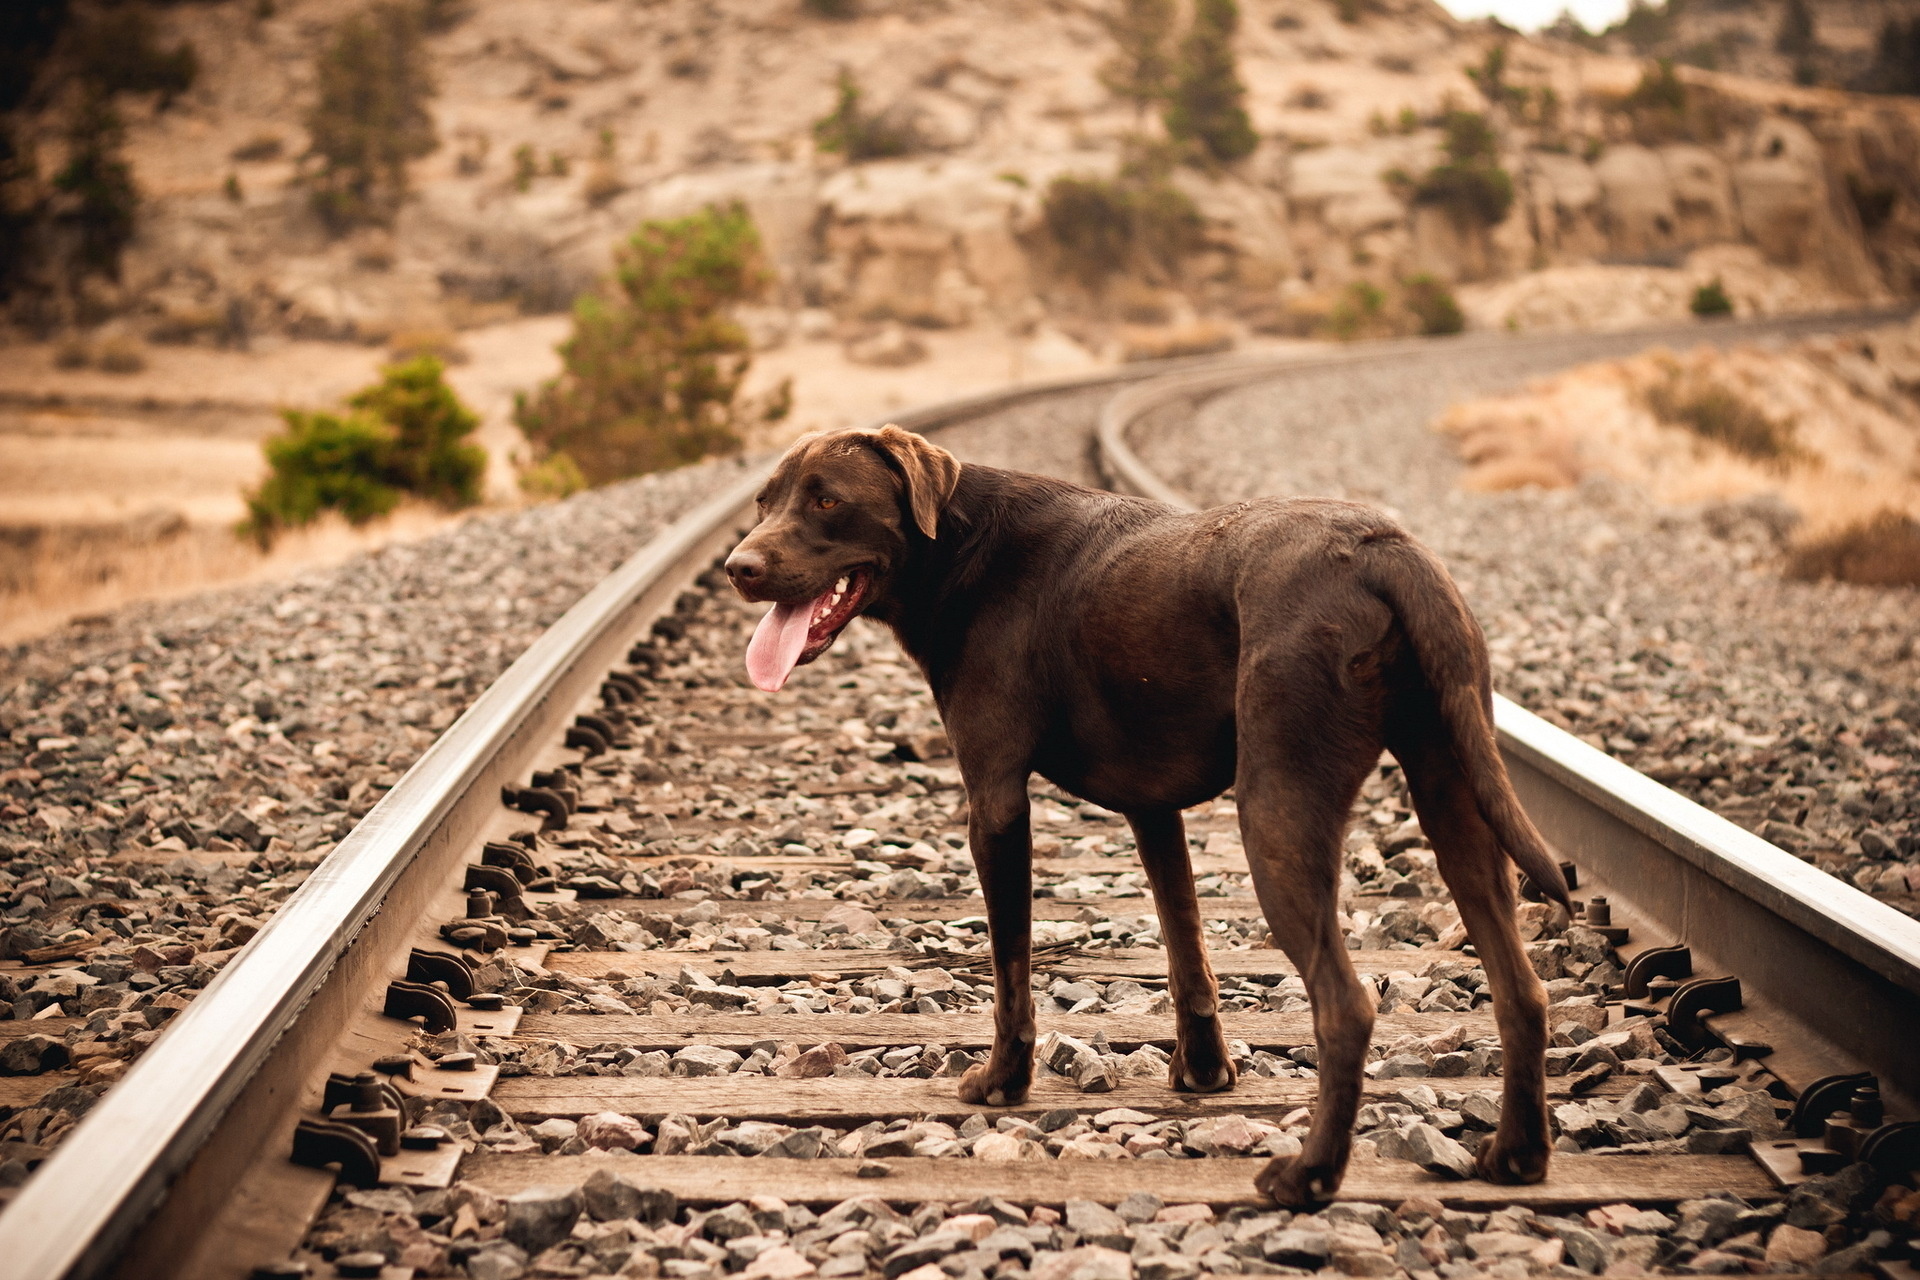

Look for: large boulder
[1732,118,1826,265]
[1594,144,1677,260]
[1525,152,1606,259]
[1661,145,1737,244]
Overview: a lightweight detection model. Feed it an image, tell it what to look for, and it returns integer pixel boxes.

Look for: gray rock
[883,1231,973,1277]
[1262,1227,1332,1268]
[1065,1200,1131,1249]
[672,1044,744,1076]
[503,1184,583,1253]
[1401,1123,1476,1178]
[1115,1193,1164,1225]
[582,1168,676,1223]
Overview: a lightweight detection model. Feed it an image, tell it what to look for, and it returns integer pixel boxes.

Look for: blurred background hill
[3,0,1919,634]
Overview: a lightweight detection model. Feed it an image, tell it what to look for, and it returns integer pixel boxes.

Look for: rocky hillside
[1562,0,1920,91]
[7,0,1920,355]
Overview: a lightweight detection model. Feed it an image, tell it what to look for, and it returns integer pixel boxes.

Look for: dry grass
[1787,510,1920,588]
[1433,318,1920,587]
[0,505,461,644]
[1118,321,1235,362]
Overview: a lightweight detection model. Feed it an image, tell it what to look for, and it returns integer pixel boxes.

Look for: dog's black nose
[725,550,767,587]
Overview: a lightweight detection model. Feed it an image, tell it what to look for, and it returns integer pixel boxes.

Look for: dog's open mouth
[744,569,871,692]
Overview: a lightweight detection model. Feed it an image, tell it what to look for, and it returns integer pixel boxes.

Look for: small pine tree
[1413,111,1513,227]
[514,204,772,486]
[1857,17,1920,94]
[1099,0,1178,121]
[242,355,485,546]
[73,7,199,106]
[1164,0,1258,164]
[54,92,138,282]
[346,354,486,507]
[305,2,438,230]
[1775,0,1814,56]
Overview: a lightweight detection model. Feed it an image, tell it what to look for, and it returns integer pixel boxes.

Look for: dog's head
[725,424,960,691]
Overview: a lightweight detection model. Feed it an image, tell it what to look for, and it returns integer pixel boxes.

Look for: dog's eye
[817,497,839,510]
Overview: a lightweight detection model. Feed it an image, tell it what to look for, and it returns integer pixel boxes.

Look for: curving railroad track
[3,313,1919,1280]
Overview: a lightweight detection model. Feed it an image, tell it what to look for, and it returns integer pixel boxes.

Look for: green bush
[1690,277,1732,316]
[72,7,198,106]
[346,354,486,506]
[1326,281,1386,341]
[244,411,403,543]
[243,355,484,545]
[803,0,859,16]
[812,71,920,163]
[1043,152,1202,288]
[1857,17,1920,95]
[1099,0,1177,119]
[54,92,139,282]
[1775,0,1814,56]
[1164,0,1257,164]
[1404,274,1464,335]
[1413,111,1513,227]
[514,204,773,487]
[305,2,438,229]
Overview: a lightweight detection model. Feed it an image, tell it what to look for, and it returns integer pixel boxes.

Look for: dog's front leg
[1130,808,1235,1093]
[957,773,1036,1107]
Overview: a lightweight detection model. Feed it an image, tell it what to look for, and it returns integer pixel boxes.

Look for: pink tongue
[746,595,827,692]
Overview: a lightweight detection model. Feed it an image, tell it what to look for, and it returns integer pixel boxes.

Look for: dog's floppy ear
[854,424,960,539]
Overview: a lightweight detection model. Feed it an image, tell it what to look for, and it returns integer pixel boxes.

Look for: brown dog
[725,424,1571,1205]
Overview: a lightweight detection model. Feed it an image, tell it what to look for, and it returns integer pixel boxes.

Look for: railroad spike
[565,723,609,756]
[1791,1071,1878,1137]
[1665,974,1742,1048]
[1623,943,1692,1000]
[406,947,476,1001]
[383,979,459,1033]
[289,1118,381,1188]
[463,863,533,920]
[482,840,542,884]
[502,783,570,830]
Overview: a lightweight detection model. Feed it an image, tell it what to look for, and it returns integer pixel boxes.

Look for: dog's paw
[1474,1134,1550,1185]
[957,1060,1031,1108]
[1168,1020,1237,1093]
[1254,1155,1342,1208]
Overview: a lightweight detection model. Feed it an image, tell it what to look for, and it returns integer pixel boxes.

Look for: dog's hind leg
[1131,808,1235,1094]
[1390,714,1553,1185]
[1236,720,1379,1207]
[956,772,1037,1107]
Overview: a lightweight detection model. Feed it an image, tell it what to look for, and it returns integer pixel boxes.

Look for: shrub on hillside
[1788,511,1920,587]
[1099,0,1177,120]
[1043,151,1202,288]
[305,2,438,230]
[1413,111,1513,228]
[71,7,198,106]
[812,71,920,163]
[514,204,781,487]
[243,356,484,545]
[1404,275,1464,335]
[1164,0,1257,164]
[1645,369,1802,463]
[55,92,139,283]
[1690,277,1733,316]
[1857,17,1920,95]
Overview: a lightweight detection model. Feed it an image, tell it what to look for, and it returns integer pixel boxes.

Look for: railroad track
[5,315,1919,1280]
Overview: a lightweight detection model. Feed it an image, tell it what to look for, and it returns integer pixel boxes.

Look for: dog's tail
[1362,536,1573,917]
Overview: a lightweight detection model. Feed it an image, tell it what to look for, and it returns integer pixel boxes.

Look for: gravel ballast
[1132,319,1920,919]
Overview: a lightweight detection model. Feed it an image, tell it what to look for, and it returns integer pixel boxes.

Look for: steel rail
[0,360,1213,1280]
[10,312,1916,1276]
[1095,319,1920,1114]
